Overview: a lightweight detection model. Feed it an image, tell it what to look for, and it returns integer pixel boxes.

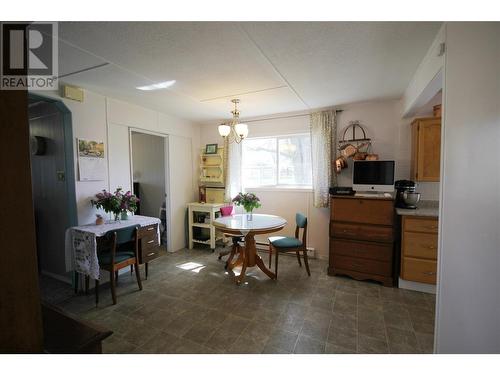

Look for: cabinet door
[417,119,441,181]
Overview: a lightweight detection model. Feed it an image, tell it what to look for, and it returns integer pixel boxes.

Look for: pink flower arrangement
[91,188,139,219]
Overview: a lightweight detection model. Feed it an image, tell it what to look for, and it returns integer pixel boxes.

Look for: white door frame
[129,127,172,252]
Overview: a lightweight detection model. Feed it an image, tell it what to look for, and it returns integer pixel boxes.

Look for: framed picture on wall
[205,143,218,154]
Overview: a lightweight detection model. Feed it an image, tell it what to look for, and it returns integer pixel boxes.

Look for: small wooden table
[213,214,287,284]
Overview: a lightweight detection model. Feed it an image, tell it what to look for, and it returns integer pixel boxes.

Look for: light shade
[235,123,248,138]
[136,80,176,91]
[218,124,231,137]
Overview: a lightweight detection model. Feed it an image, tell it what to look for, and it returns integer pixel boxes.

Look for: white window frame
[241,133,313,191]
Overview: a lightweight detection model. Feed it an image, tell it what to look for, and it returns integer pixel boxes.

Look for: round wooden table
[213,214,287,284]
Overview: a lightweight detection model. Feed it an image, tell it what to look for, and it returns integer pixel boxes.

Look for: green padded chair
[95,225,143,305]
[268,213,310,279]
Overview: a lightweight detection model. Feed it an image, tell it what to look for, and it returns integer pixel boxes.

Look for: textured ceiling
[57,22,441,122]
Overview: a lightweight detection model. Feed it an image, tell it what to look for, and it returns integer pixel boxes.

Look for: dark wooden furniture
[328,195,395,286]
[0,87,44,353]
[268,213,311,279]
[42,303,112,353]
[401,216,438,284]
[95,225,143,305]
[137,223,164,279]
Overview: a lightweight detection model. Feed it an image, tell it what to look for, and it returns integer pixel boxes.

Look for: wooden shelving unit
[188,202,225,250]
[200,147,224,184]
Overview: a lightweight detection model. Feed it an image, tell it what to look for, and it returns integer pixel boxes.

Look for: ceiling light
[218,99,249,144]
[136,80,176,91]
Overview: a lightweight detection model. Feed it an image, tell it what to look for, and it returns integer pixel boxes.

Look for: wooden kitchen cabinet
[400,216,438,284]
[410,117,441,182]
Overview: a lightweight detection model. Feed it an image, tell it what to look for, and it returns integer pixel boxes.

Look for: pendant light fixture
[218,99,248,144]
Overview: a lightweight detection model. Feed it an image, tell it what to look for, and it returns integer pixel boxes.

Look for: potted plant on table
[91,187,139,222]
[232,192,261,221]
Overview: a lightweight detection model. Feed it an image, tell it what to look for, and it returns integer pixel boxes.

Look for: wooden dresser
[400,216,438,284]
[328,195,395,286]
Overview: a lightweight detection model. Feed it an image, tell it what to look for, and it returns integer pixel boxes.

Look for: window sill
[245,186,313,193]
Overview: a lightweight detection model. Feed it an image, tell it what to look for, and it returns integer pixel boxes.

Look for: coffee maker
[395,180,417,208]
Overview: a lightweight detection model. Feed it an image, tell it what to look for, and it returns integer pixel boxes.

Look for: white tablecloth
[65,215,161,280]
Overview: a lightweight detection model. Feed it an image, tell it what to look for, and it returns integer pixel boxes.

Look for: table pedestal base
[227,234,276,284]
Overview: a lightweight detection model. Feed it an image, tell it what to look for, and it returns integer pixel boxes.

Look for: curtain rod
[243,109,343,124]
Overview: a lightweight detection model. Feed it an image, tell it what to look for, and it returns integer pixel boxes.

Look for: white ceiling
[57,22,441,123]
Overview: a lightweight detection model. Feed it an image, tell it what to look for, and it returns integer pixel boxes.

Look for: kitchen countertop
[395,200,439,217]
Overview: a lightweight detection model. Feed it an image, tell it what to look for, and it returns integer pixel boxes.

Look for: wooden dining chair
[268,213,310,279]
[95,225,143,306]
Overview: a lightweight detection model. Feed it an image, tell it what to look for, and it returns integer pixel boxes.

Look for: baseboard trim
[41,270,72,285]
[398,278,436,294]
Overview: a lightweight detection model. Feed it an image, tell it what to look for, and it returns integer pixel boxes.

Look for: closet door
[107,122,131,193]
[168,135,194,251]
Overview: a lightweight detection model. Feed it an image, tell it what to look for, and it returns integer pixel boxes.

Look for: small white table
[188,202,225,250]
[66,215,161,280]
[213,214,287,284]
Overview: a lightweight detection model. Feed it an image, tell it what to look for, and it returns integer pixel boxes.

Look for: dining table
[213,213,287,284]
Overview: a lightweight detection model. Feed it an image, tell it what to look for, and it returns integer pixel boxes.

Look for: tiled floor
[46,247,435,354]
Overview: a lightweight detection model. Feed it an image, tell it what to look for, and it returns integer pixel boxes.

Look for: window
[242,134,312,188]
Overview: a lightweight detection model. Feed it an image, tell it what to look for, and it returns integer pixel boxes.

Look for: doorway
[28,95,77,286]
[131,131,168,246]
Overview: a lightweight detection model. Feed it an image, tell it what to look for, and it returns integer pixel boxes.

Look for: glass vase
[246,210,253,221]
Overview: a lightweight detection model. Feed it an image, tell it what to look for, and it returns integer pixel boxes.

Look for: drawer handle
[427,245,436,250]
[147,252,155,257]
[147,227,155,231]
[147,240,155,244]
[423,271,436,275]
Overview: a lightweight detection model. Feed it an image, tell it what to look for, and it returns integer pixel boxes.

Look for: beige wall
[199,98,433,259]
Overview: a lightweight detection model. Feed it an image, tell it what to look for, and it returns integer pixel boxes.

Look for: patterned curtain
[310,109,337,208]
[223,137,242,202]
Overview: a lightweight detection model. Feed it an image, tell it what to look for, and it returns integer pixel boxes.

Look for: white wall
[200,99,420,259]
[33,89,200,253]
[435,22,500,354]
[403,25,445,117]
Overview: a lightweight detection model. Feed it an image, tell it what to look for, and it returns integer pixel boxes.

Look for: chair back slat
[294,213,307,247]
[296,213,307,228]
[104,225,139,245]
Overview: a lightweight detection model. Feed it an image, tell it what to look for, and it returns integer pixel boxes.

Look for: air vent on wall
[62,85,84,102]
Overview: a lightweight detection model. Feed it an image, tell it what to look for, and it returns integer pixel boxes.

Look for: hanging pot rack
[338,120,371,147]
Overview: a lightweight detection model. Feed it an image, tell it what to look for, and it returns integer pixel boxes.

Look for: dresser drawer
[401,257,437,284]
[138,224,158,238]
[403,216,438,233]
[331,197,394,225]
[333,254,392,276]
[140,229,158,247]
[331,238,393,262]
[331,222,393,243]
[403,231,438,260]
[139,245,161,264]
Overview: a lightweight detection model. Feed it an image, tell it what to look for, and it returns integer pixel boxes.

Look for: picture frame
[205,143,218,154]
